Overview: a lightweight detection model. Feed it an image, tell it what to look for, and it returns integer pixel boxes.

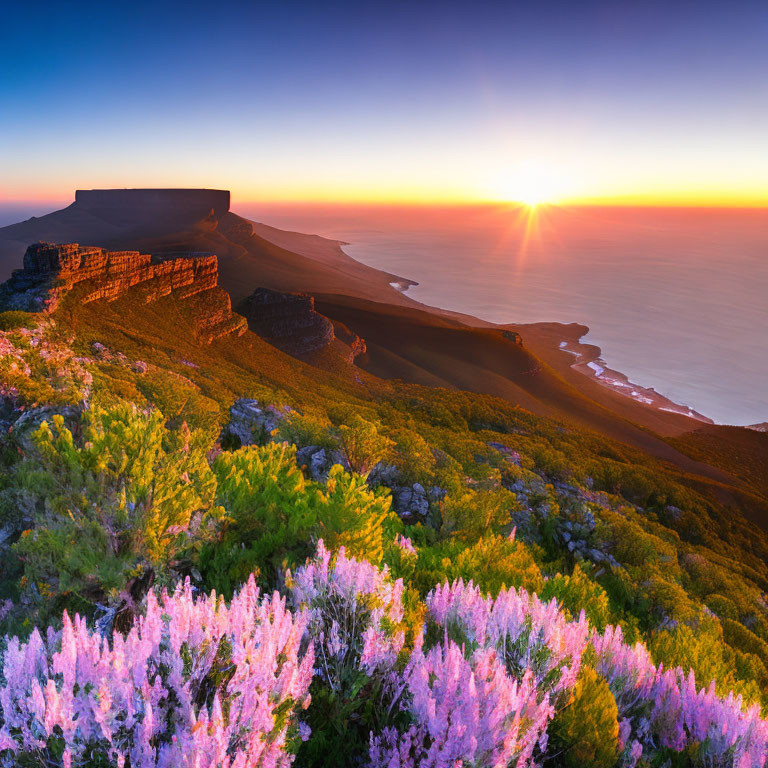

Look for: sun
[515,186,548,208]
[486,160,574,207]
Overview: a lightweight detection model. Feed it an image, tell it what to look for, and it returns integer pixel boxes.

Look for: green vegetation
[549,667,620,768]
[1,287,768,725]
[3,401,221,624]
[200,442,397,593]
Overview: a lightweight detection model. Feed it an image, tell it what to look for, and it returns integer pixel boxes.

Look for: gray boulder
[223,398,291,447]
[487,441,522,466]
[295,445,349,481]
[392,483,430,520]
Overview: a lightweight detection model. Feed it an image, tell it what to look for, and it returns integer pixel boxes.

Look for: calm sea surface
[243,204,768,426]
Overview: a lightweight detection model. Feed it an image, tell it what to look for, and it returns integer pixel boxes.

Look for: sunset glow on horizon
[2,1,767,209]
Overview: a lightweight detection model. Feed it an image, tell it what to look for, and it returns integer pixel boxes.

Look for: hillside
[1,194,768,766]
[1,190,755,445]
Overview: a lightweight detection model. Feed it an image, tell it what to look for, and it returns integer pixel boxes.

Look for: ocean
[242,204,768,426]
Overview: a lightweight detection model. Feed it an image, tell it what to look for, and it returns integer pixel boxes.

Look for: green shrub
[337,414,395,475]
[722,618,768,663]
[412,534,543,597]
[0,310,38,331]
[202,443,315,594]
[277,409,337,449]
[440,487,515,539]
[318,465,397,565]
[388,427,436,483]
[7,401,222,619]
[549,667,619,768]
[541,564,613,631]
[200,444,398,595]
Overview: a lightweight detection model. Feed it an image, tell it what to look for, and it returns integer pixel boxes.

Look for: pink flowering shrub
[369,639,553,768]
[286,541,408,767]
[426,578,589,704]
[4,538,767,768]
[0,577,314,768]
[594,624,768,767]
[287,540,405,687]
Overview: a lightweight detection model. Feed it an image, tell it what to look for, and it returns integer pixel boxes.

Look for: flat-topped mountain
[74,188,231,219]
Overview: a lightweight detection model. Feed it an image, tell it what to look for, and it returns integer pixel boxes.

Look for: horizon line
[1,193,768,211]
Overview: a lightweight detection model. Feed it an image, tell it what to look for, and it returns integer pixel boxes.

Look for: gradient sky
[2,0,767,205]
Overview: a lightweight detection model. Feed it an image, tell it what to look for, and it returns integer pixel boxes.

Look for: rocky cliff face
[0,242,247,344]
[238,288,336,356]
[331,319,367,363]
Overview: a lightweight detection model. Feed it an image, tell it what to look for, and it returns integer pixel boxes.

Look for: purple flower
[426,578,589,703]
[287,541,405,689]
[393,534,417,556]
[0,576,314,767]
[369,640,553,768]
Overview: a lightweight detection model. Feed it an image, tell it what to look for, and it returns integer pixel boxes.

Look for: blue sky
[2,0,767,204]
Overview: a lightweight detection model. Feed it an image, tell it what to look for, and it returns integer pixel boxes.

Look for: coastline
[338,239,720,427]
[337,240,728,426]
[389,278,418,292]
[556,330,714,424]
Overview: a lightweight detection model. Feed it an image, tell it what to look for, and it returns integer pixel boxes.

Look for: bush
[0,577,313,767]
[318,466,397,566]
[202,443,317,593]
[413,535,543,597]
[277,409,337,449]
[387,427,436,483]
[548,667,620,768]
[8,401,221,619]
[337,415,394,475]
[287,542,408,768]
[440,487,515,539]
[425,578,589,704]
[369,641,553,768]
[200,444,397,595]
[541,564,613,631]
[0,311,38,331]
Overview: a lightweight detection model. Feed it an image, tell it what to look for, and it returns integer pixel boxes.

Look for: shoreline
[389,278,418,292]
[338,239,721,427]
[556,333,715,425]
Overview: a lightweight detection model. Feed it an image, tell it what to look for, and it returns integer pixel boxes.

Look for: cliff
[0,242,247,344]
[238,288,336,357]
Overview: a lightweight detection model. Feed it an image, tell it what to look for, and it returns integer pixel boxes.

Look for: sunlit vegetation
[2,296,768,766]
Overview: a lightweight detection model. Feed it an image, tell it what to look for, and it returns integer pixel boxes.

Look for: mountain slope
[2,189,764,515]
[2,232,768,766]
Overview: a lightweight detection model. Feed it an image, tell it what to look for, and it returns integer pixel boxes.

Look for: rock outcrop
[0,242,247,343]
[238,288,335,356]
[221,398,292,447]
[331,319,367,363]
